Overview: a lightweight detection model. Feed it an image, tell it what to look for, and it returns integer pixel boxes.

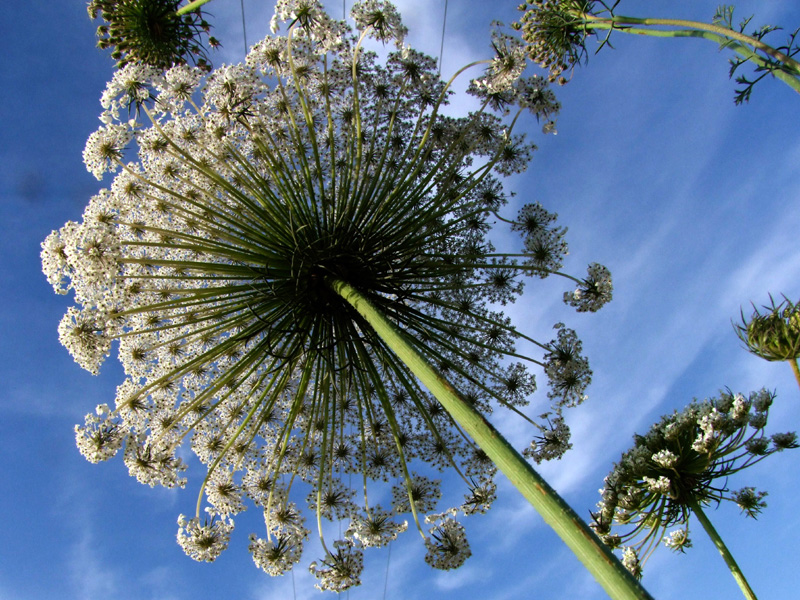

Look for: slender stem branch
[578,22,800,95]
[329,277,653,600]
[176,0,213,16]
[688,499,758,600]
[789,359,800,393]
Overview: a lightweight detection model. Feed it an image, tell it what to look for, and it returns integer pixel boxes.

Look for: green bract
[736,295,800,362]
[44,0,613,591]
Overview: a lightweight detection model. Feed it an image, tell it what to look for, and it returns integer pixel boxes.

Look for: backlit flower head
[88,0,219,72]
[424,512,472,570]
[563,262,613,313]
[44,1,609,590]
[592,388,797,574]
[514,0,597,83]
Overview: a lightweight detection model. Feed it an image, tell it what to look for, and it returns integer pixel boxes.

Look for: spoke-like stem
[688,499,758,600]
[176,0,213,16]
[329,278,653,600]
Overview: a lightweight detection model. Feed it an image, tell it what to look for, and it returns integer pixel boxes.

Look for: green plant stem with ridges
[329,277,653,600]
[176,0,213,17]
[688,499,758,600]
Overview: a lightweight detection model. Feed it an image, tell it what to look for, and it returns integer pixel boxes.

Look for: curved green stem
[581,14,800,74]
[578,20,800,96]
[329,277,653,600]
[176,0,213,17]
[789,359,800,393]
[688,499,758,600]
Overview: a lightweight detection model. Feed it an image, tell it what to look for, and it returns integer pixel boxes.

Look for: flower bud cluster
[514,0,597,83]
[736,295,800,362]
[88,0,218,72]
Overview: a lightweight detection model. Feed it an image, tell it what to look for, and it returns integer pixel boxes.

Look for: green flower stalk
[736,296,800,391]
[42,0,647,596]
[592,389,798,599]
[514,1,800,103]
[88,0,219,72]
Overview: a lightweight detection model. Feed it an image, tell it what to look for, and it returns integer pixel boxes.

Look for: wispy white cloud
[64,504,121,600]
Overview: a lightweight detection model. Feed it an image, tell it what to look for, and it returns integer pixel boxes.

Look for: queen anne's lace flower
[592,389,797,575]
[523,411,572,463]
[514,0,595,83]
[424,515,472,570]
[461,478,497,516]
[41,224,76,295]
[732,487,768,518]
[651,449,677,469]
[543,324,592,407]
[176,510,234,562]
[563,262,613,312]
[58,307,112,375]
[82,123,132,180]
[350,0,407,45]
[75,404,125,463]
[736,295,800,364]
[249,530,305,576]
[44,1,611,590]
[88,0,218,72]
[621,546,642,579]
[346,506,408,547]
[309,539,364,592]
[663,528,692,553]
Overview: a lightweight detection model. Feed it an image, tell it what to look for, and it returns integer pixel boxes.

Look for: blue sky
[2,1,800,599]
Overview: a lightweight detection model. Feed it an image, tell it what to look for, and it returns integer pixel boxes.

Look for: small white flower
[83,123,132,180]
[621,546,642,579]
[309,539,363,592]
[176,510,234,562]
[643,475,672,495]
[563,263,613,313]
[663,528,692,552]
[424,517,471,571]
[346,506,407,547]
[651,449,678,469]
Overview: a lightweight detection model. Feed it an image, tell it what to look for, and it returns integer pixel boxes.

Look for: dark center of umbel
[292,234,393,315]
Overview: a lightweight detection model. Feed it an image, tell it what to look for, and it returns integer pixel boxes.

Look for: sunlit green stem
[688,499,758,600]
[329,277,653,600]
[572,13,800,96]
[176,0,212,17]
[789,359,800,392]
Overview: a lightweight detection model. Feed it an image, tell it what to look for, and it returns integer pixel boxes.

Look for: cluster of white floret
[591,388,797,577]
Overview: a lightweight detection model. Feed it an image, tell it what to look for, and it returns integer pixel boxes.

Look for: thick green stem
[329,278,653,600]
[789,359,800,393]
[688,499,758,600]
[176,0,213,16]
